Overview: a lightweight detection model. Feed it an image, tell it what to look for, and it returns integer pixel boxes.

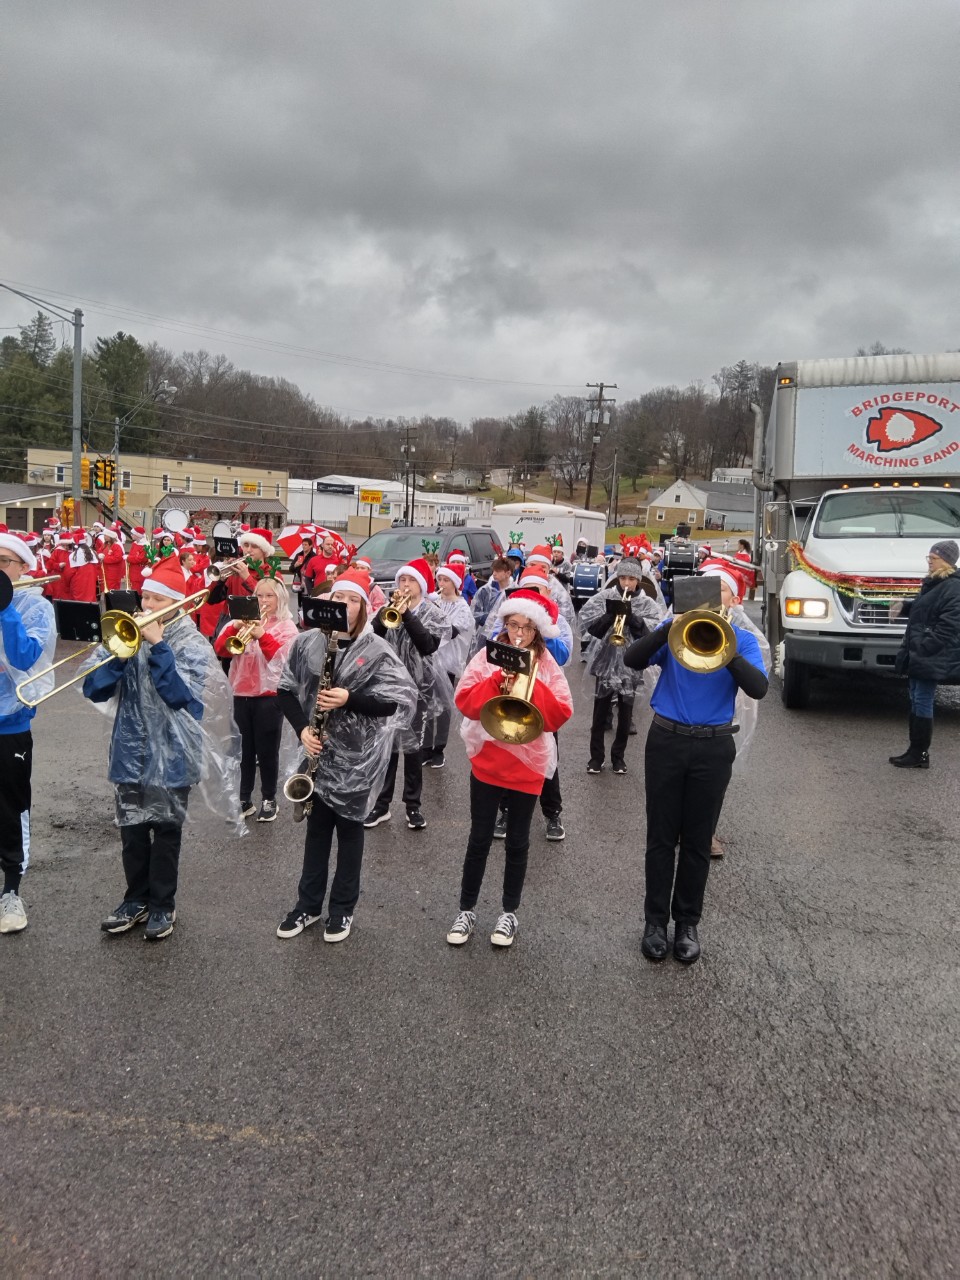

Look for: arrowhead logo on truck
[864,407,943,453]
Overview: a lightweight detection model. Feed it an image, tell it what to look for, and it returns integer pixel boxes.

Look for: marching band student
[0,533,57,935]
[363,558,451,831]
[422,561,476,768]
[189,529,211,575]
[83,555,242,942]
[471,557,514,630]
[579,557,664,775]
[100,527,126,591]
[353,557,386,612]
[215,577,298,822]
[61,543,100,602]
[624,579,768,965]
[180,547,207,601]
[446,588,573,948]
[525,543,578,633]
[275,569,416,942]
[127,528,148,594]
[446,550,477,604]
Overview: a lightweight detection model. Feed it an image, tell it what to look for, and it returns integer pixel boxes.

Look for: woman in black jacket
[890,539,960,769]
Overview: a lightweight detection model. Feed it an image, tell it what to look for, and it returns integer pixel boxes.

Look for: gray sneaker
[493,812,507,840]
[491,912,519,947]
[257,799,279,822]
[144,909,176,941]
[101,900,149,934]
[0,891,28,934]
[545,816,565,841]
[446,910,476,945]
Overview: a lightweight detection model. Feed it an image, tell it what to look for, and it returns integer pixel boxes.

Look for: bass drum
[571,563,604,603]
[212,520,234,540]
[162,508,190,534]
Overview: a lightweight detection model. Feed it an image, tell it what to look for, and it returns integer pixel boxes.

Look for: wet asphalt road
[2,634,959,1277]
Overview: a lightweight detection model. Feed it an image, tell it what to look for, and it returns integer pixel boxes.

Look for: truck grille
[835,579,922,629]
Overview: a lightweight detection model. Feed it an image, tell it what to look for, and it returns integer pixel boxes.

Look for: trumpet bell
[380,607,403,628]
[480,696,544,746]
[667,608,738,673]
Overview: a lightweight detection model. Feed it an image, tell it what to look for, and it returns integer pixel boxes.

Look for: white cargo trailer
[491,502,607,557]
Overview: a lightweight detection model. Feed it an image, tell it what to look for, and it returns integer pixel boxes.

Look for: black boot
[889,714,931,769]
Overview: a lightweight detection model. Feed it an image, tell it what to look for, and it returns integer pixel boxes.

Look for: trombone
[11,575,60,591]
[667,606,737,673]
[378,589,412,629]
[15,588,209,708]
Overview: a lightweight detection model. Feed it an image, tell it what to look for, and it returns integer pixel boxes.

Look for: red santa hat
[447,548,468,566]
[152,527,165,541]
[0,531,37,572]
[131,526,147,542]
[354,556,372,572]
[436,562,465,590]
[141,554,186,602]
[396,557,435,597]
[57,531,73,545]
[526,544,554,568]
[101,526,120,541]
[513,565,551,594]
[699,559,744,601]
[330,568,372,605]
[238,527,273,557]
[496,587,559,638]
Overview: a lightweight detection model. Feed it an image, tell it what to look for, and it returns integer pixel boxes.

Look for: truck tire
[781,656,811,709]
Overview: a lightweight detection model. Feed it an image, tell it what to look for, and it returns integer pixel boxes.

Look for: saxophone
[282,632,340,821]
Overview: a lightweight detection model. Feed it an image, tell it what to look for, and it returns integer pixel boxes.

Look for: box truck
[752,353,960,708]
[491,502,607,559]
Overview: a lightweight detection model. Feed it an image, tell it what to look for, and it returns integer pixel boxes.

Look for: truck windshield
[815,491,960,538]
[356,530,434,560]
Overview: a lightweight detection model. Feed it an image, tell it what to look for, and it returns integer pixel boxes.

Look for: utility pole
[400,423,418,524]
[72,309,83,512]
[607,447,619,527]
[584,381,616,511]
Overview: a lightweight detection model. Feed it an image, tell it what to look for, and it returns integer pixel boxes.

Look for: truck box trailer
[491,502,607,559]
[752,353,960,708]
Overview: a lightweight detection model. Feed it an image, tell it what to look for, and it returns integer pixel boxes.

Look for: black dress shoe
[641,922,668,961]
[673,922,701,964]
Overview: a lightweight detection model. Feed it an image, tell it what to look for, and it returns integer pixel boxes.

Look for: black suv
[356,526,503,591]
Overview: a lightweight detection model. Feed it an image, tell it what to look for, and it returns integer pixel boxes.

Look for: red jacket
[101,543,126,590]
[127,543,147,593]
[61,562,100,603]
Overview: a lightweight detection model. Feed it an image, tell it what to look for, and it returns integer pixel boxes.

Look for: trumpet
[609,588,630,647]
[378,589,412,629]
[15,588,209,707]
[208,557,250,581]
[667,605,737,673]
[223,613,262,656]
[480,648,543,745]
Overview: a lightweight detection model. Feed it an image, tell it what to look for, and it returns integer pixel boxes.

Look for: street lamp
[112,380,177,515]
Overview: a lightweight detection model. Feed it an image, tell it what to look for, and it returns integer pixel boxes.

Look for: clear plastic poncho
[225,617,299,697]
[729,605,772,766]
[457,646,572,780]
[80,614,245,833]
[429,593,476,681]
[0,589,57,716]
[579,584,665,697]
[278,627,417,822]
[382,597,454,753]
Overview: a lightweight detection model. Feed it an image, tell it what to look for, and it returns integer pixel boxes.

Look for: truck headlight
[785,598,828,619]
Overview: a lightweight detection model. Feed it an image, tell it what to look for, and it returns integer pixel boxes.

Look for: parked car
[356,526,503,591]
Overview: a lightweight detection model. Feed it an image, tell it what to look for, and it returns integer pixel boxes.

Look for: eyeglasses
[504,621,536,635]
[0,556,23,568]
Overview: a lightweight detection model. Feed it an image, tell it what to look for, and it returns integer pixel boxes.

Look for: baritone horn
[15,589,209,707]
[480,645,543,745]
[379,589,412,629]
[667,606,737,673]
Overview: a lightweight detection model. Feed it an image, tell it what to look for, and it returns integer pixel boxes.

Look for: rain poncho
[455,645,574,791]
[374,597,453,753]
[278,628,417,822]
[1,589,57,731]
[81,614,244,832]
[579,583,665,697]
[546,574,577,632]
[216,616,299,696]
[479,608,574,668]
[428,592,476,681]
[728,604,772,765]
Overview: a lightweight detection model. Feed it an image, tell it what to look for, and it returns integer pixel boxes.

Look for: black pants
[539,732,562,817]
[376,750,423,811]
[644,723,735,926]
[0,730,32,894]
[590,689,632,765]
[234,695,284,802]
[297,796,365,917]
[120,806,187,912]
[460,774,538,913]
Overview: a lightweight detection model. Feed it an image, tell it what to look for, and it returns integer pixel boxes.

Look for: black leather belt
[652,714,738,738]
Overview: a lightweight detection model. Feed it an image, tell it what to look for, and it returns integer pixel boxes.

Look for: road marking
[0,1101,313,1150]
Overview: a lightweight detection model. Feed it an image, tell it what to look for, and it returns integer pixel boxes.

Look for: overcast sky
[2,0,958,422]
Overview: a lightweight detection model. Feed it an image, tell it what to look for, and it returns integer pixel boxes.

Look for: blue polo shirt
[649,624,765,726]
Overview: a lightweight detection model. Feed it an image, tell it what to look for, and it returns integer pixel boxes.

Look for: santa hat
[526,544,553,569]
[91,520,104,531]
[141,555,186,602]
[396,557,435,597]
[0,531,37,572]
[178,544,197,560]
[700,559,744,601]
[238,527,273,557]
[447,549,468,566]
[330,568,372,605]
[131,526,147,542]
[44,517,60,530]
[436,563,465,590]
[152,527,166,541]
[354,556,372,572]
[101,527,119,541]
[496,587,559,638]
[57,531,73,545]
[24,533,40,547]
[511,565,551,594]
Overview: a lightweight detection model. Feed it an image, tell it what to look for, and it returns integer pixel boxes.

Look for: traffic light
[80,457,91,490]
[92,459,104,488]
[118,490,126,507]
[60,498,74,522]
[102,459,116,491]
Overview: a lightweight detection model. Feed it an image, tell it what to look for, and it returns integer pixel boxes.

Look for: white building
[287,474,493,531]
[711,466,752,484]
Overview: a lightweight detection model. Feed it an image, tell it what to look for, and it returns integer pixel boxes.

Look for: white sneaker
[0,891,28,934]
[323,914,353,943]
[490,912,518,947]
[446,910,476,946]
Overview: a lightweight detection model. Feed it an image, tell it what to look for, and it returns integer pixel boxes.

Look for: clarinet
[282,630,340,821]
